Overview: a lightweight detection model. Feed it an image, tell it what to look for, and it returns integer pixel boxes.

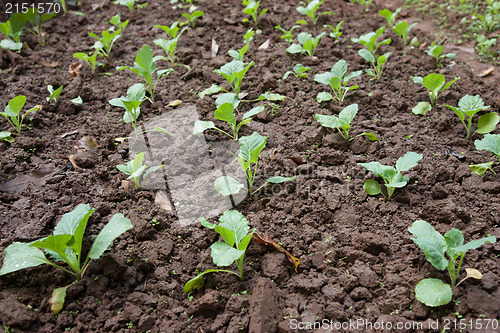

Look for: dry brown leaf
[67,154,80,169]
[465,268,482,280]
[211,39,219,58]
[258,39,270,50]
[0,168,60,193]
[68,62,82,78]
[74,136,98,150]
[42,59,59,68]
[155,190,173,214]
[121,180,131,191]
[60,130,79,138]
[477,66,494,77]
[252,231,300,272]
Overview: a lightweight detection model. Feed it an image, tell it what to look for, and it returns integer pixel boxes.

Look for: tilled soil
[0,0,499,332]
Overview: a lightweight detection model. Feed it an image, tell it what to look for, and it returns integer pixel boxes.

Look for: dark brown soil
[0,0,499,332]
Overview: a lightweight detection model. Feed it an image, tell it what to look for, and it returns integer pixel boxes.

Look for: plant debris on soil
[0,0,499,332]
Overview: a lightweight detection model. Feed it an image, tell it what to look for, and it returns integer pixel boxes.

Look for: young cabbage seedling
[358,49,391,80]
[184,210,255,292]
[215,132,295,195]
[25,9,56,37]
[314,59,362,103]
[409,220,496,307]
[0,131,14,143]
[274,25,299,44]
[0,204,132,314]
[283,63,311,79]
[117,45,173,102]
[154,26,189,70]
[475,134,500,163]
[412,73,459,105]
[350,0,373,12]
[445,94,499,139]
[229,29,254,61]
[351,26,391,54]
[0,13,26,51]
[113,0,140,12]
[323,21,343,40]
[242,0,268,27]
[315,104,358,140]
[193,100,265,140]
[155,20,181,39]
[46,85,63,104]
[0,95,41,135]
[180,10,204,28]
[73,51,101,74]
[89,28,121,58]
[117,152,165,189]
[109,83,146,131]
[109,13,129,35]
[392,21,417,45]
[379,8,401,28]
[469,162,495,176]
[286,31,326,57]
[214,60,254,95]
[358,152,423,199]
[296,0,331,25]
[425,40,455,67]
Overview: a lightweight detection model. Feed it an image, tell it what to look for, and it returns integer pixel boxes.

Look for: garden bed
[0,0,499,332]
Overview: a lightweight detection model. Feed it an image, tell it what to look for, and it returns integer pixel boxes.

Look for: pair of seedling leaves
[116,152,165,189]
[470,134,500,175]
[359,152,422,199]
[286,31,326,57]
[351,26,392,80]
[0,204,132,315]
[296,0,331,25]
[0,95,41,136]
[379,8,418,45]
[411,73,459,115]
[409,220,496,307]
[315,60,362,103]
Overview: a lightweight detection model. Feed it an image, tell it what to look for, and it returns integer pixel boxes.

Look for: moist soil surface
[0,0,499,332]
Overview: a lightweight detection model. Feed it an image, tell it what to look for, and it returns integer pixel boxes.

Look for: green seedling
[180,10,204,28]
[425,41,455,67]
[73,52,101,74]
[315,104,358,140]
[475,134,500,163]
[0,204,132,314]
[358,152,423,199]
[114,0,140,12]
[0,131,14,143]
[215,132,294,195]
[184,210,255,292]
[25,9,56,37]
[0,95,40,135]
[445,95,499,139]
[275,25,299,44]
[350,0,373,12]
[314,59,362,103]
[193,99,264,140]
[89,28,121,58]
[242,1,268,27]
[46,85,63,104]
[392,21,417,45]
[358,49,391,80]
[117,45,173,102]
[475,35,497,62]
[155,21,181,39]
[286,31,326,57]
[469,162,495,176]
[228,29,254,61]
[379,8,401,27]
[214,60,254,95]
[409,219,496,307]
[283,63,311,79]
[109,13,129,35]
[109,83,146,131]
[412,73,459,105]
[296,0,331,25]
[323,21,343,39]
[154,26,188,69]
[351,26,391,54]
[117,152,165,189]
[0,12,29,51]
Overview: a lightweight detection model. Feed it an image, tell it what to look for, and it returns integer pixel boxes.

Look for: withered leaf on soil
[41,60,59,68]
[477,66,494,77]
[211,39,219,58]
[252,231,300,272]
[155,190,173,214]
[75,136,98,150]
[258,39,270,50]
[68,62,82,78]
[0,168,60,193]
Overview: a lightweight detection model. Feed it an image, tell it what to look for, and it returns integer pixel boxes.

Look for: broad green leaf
[415,278,452,307]
[412,101,431,115]
[237,232,254,251]
[363,179,381,195]
[0,39,23,51]
[215,176,244,196]
[215,93,240,109]
[210,242,245,267]
[132,152,145,173]
[475,134,500,157]
[315,114,341,128]
[218,210,250,246]
[238,132,266,163]
[50,286,68,315]
[266,176,295,183]
[184,269,226,292]
[444,228,464,259]
[199,84,222,99]
[412,76,423,85]
[458,94,489,112]
[358,161,383,177]
[127,165,147,180]
[214,103,236,127]
[343,71,362,83]
[396,152,423,172]
[297,32,312,45]
[258,92,286,101]
[358,49,375,63]
[54,204,95,258]
[216,60,245,77]
[6,95,26,115]
[0,131,13,142]
[199,217,216,229]
[476,112,499,134]
[469,162,495,176]
[331,60,347,79]
[242,106,265,120]
[126,83,146,102]
[409,220,448,270]
[134,45,155,75]
[87,213,132,260]
[214,225,236,248]
[357,132,380,141]
[143,164,164,182]
[286,44,303,53]
[422,73,445,93]
[453,236,496,254]
[193,120,216,135]
[314,72,334,85]
[316,92,333,103]
[30,235,72,261]
[0,242,48,275]
[338,104,358,126]
[379,165,397,180]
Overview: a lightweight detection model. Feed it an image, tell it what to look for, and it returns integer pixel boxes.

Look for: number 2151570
[5,2,62,14]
